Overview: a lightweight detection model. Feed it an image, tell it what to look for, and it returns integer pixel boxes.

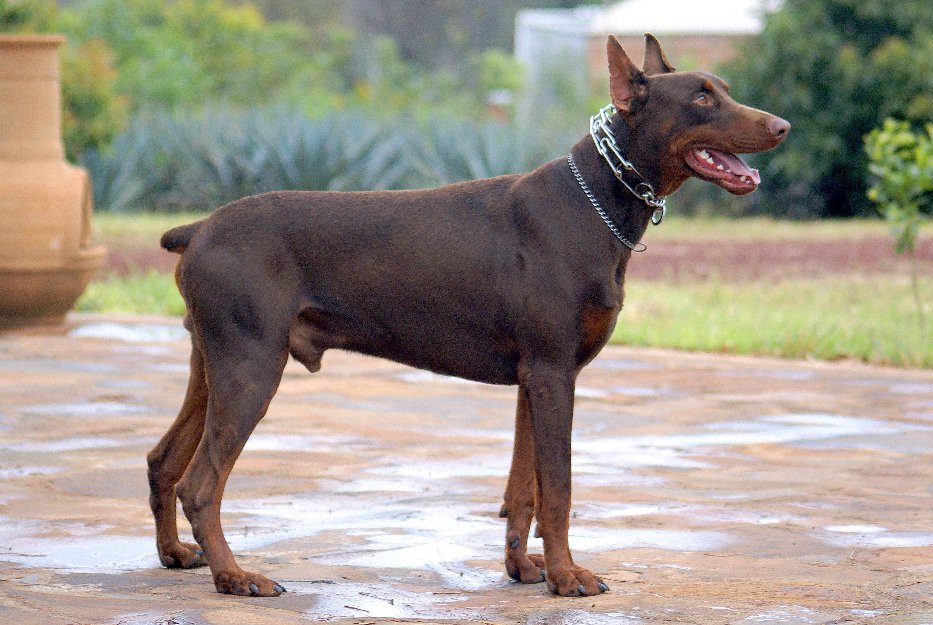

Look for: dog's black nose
[767,116,790,140]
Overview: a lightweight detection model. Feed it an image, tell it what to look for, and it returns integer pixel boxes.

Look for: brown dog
[148,34,788,597]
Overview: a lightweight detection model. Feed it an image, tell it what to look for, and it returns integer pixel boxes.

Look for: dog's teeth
[705,157,715,165]
[740,175,749,183]
[716,165,724,170]
[698,149,710,159]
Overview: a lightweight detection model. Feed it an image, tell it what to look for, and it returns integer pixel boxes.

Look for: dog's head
[607,34,789,196]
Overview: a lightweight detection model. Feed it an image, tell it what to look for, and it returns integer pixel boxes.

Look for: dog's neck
[568,121,658,252]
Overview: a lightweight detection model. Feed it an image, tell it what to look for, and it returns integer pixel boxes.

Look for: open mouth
[685,148,761,195]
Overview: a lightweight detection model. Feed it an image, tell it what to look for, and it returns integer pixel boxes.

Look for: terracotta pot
[0,34,106,329]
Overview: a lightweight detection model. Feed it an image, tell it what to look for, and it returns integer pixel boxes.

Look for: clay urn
[0,34,106,329]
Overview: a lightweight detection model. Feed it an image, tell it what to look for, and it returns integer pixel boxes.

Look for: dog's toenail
[249,582,259,595]
[577,584,586,596]
[598,581,609,592]
[274,583,285,594]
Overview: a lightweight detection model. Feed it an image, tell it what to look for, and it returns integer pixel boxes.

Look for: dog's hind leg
[500,385,546,583]
[175,331,289,597]
[147,343,209,569]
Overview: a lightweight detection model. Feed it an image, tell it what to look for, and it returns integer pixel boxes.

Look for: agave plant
[408,119,552,187]
[82,106,559,212]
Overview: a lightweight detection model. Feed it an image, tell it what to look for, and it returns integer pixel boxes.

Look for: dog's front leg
[524,362,608,596]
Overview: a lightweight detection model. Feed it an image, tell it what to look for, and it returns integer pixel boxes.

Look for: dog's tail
[160,220,205,254]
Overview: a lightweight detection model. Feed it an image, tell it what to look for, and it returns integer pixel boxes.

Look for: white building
[515,0,780,117]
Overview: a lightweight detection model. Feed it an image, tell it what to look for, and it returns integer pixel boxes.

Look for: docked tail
[160,220,205,254]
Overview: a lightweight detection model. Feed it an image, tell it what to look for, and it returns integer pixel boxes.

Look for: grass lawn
[78,214,931,368]
[615,275,930,367]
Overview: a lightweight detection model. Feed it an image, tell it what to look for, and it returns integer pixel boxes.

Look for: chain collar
[567,153,646,252]
[590,103,666,225]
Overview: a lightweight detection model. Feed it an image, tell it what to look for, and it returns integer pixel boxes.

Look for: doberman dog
[148,34,789,597]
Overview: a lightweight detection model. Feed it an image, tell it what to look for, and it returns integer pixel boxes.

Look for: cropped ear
[643,33,675,75]
[607,35,648,114]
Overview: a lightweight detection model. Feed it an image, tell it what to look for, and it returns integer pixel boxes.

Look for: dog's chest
[577,301,620,363]
[575,270,625,365]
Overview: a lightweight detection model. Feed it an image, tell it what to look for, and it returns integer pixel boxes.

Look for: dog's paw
[545,563,609,597]
[158,541,208,569]
[505,552,546,584]
[213,570,285,597]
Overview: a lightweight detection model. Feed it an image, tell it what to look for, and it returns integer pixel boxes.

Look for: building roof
[594,0,779,35]
[517,0,780,37]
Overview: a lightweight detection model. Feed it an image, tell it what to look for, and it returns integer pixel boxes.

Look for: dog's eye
[694,92,713,106]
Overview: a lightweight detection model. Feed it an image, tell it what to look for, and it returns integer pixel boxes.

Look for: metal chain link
[567,153,646,253]
[590,104,667,225]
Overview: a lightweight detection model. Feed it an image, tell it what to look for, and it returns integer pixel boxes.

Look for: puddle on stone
[243,433,373,453]
[296,580,483,621]
[70,322,187,343]
[576,502,798,528]
[19,402,150,417]
[567,526,730,552]
[611,386,664,397]
[739,605,828,624]
[396,371,613,402]
[576,414,918,474]
[589,358,656,371]
[889,382,933,395]
[573,413,928,477]
[317,477,424,494]
[849,609,883,618]
[221,458,728,585]
[526,609,641,625]
[109,613,199,625]
[396,370,482,386]
[0,465,61,479]
[0,359,119,374]
[825,524,886,534]
[113,344,175,356]
[724,369,816,381]
[222,494,502,557]
[818,525,933,549]
[0,518,158,572]
[338,535,503,590]
[577,503,674,519]
[574,440,711,470]
[411,426,513,442]
[0,437,124,453]
[148,363,190,374]
[370,458,507,480]
[576,386,609,399]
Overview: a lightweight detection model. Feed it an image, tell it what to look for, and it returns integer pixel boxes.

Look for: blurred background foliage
[2,0,931,220]
[722,0,933,218]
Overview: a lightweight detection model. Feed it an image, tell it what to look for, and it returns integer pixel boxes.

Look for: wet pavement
[0,314,931,625]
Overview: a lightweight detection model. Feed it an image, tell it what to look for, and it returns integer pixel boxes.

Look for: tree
[1,0,128,160]
[722,0,933,218]
[58,0,325,110]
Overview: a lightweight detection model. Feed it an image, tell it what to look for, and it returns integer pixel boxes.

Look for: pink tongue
[709,149,760,184]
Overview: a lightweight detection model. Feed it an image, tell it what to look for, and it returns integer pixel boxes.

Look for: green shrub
[1,0,127,159]
[864,117,932,337]
[59,0,318,110]
[723,0,933,218]
[864,118,933,253]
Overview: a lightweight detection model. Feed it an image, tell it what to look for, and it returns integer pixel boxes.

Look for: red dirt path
[106,236,933,282]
